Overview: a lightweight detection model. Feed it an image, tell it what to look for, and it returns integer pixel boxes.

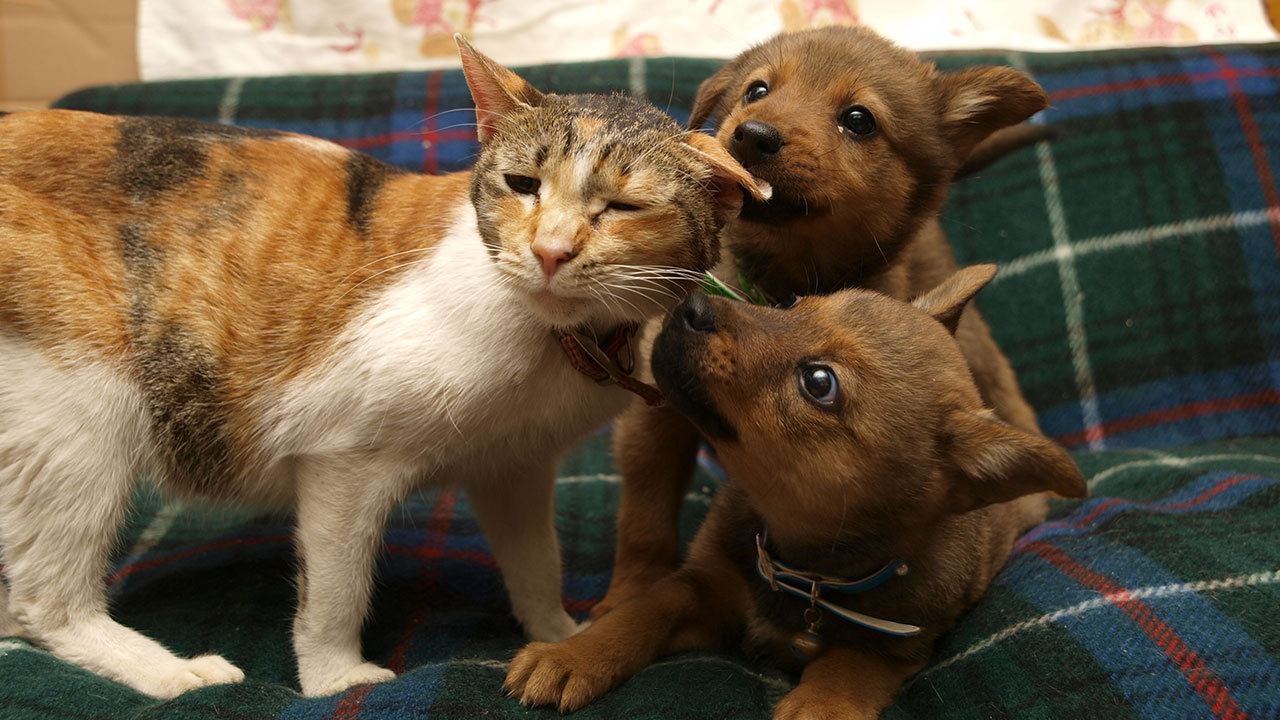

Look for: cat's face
[459,38,767,329]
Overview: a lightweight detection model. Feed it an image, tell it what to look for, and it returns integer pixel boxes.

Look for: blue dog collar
[755,531,921,639]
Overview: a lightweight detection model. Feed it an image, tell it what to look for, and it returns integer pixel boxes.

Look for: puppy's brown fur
[506,268,1086,718]
[600,27,1050,614]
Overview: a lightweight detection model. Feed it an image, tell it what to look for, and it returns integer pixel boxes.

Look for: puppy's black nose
[730,120,783,167]
[680,292,716,334]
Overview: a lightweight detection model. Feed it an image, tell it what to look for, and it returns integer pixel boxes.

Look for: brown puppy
[506,267,1087,718]
[600,26,1050,615]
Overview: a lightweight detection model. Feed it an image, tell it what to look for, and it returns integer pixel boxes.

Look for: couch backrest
[54,45,1280,450]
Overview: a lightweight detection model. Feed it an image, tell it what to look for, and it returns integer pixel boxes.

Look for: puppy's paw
[302,661,396,697]
[136,654,246,699]
[773,685,874,720]
[504,641,614,713]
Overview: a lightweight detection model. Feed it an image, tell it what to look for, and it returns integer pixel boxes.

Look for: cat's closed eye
[504,174,540,195]
[606,201,642,212]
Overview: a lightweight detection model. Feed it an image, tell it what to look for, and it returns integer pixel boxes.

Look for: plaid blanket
[8,43,1274,718]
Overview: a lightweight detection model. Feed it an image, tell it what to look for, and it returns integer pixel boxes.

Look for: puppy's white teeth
[755,179,774,201]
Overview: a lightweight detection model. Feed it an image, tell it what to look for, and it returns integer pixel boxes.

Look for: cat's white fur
[0,333,247,697]
[0,201,633,697]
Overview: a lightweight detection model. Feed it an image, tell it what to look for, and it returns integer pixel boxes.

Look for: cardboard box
[1,0,138,111]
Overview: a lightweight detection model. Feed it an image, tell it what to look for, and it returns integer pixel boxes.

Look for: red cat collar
[558,323,665,407]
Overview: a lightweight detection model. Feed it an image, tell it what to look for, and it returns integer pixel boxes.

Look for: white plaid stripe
[1087,450,1280,489]
[629,56,647,100]
[1011,53,1105,450]
[646,656,791,694]
[992,207,1280,285]
[1032,138,1105,450]
[115,501,184,573]
[0,639,31,658]
[217,76,246,125]
[911,568,1280,684]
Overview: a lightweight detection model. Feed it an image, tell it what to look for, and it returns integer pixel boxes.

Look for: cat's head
[457,36,769,329]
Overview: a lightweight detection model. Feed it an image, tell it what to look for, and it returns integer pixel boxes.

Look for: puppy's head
[691,27,1047,279]
[652,265,1085,544]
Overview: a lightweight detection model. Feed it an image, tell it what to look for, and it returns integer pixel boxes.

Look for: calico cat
[0,36,764,698]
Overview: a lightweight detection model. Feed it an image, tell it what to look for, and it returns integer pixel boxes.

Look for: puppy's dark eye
[607,201,642,212]
[799,364,839,407]
[839,106,877,136]
[505,174,541,195]
[775,294,798,309]
[744,81,769,105]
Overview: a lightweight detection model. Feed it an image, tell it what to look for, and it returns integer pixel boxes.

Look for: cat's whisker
[602,287,646,320]
[330,247,438,299]
[604,275,685,302]
[586,276,653,320]
[608,265,707,281]
[611,269,703,282]
[608,272,687,297]
[414,108,475,127]
[610,270,704,286]
[584,279,631,321]
[609,282,675,312]
[324,256,436,309]
[470,110,540,146]
[609,262,706,274]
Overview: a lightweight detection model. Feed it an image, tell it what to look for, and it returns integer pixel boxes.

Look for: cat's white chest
[264,209,628,483]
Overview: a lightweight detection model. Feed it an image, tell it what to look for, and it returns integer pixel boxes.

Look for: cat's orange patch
[576,117,605,138]
[1,110,472,493]
[0,112,131,356]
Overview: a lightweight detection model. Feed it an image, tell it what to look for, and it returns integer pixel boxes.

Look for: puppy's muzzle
[652,293,738,442]
[679,291,717,334]
[730,120,783,167]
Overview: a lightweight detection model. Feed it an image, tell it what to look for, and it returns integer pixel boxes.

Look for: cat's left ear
[455,34,544,143]
[684,132,772,219]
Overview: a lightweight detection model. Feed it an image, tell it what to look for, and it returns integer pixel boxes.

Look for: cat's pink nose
[532,239,575,278]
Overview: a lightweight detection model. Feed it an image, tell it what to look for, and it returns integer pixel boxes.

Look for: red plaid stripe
[1024,541,1249,720]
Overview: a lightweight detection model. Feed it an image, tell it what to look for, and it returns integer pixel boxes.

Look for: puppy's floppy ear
[944,410,1087,514]
[912,264,997,334]
[934,66,1048,165]
[689,59,740,131]
[455,34,544,143]
[685,131,772,219]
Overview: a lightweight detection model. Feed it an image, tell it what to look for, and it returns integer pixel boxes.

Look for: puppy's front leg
[506,570,722,713]
[597,400,701,618]
[293,455,403,697]
[773,647,922,720]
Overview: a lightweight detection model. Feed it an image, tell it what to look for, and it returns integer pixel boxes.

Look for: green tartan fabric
[0,435,1277,719]
[6,42,1276,719]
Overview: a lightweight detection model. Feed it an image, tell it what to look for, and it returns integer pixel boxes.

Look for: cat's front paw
[136,655,246,699]
[773,684,875,720]
[302,661,396,697]
[522,609,583,643]
[504,641,614,713]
